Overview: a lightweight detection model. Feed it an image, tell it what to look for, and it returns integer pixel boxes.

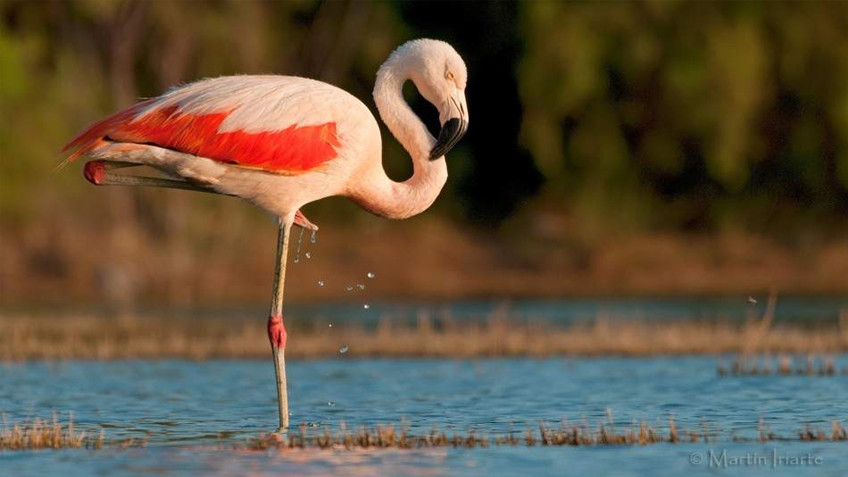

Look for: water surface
[6,295,848,327]
[2,357,847,476]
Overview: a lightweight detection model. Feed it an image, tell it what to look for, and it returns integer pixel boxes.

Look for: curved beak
[430,90,468,160]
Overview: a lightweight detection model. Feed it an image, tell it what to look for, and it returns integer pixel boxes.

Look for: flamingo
[62,39,468,431]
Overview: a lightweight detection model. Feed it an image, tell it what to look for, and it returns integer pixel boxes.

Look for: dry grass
[246,420,693,450]
[1,414,845,451]
[3,310,848,360]
[718,354,848,376]
[717,293,848,376]
[245,418,848,450]
[0,413,103,450]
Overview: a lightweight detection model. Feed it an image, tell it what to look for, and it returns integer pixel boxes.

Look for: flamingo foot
[83,159,137,185]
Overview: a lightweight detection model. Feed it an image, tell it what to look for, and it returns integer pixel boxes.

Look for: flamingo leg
[92,156,296,429]
[83,159,225,195]
[83,159,319,231]
[268,218,293,431]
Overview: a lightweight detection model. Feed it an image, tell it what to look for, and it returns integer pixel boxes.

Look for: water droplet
[293,228,305,264]
[747,297,757,305]
[317,280,325,287]
[327,401,336,407]
[357,283,366,290]
[345,285,354,292]
[363,304,370,310]
[367,272,376,279]
[339,345,349,354]
[305,252,311,259]
[310,230,317,244]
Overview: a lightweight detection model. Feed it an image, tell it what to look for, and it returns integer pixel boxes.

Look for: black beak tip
[430,118,467,160]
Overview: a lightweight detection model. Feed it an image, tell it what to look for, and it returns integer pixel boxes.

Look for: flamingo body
[64,76,358,174]
[64,76,383,221]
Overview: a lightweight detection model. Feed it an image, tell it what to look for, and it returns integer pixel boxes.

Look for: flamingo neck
[353,56,447,220]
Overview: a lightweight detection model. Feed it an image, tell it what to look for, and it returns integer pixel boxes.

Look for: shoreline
[4,222,848,305]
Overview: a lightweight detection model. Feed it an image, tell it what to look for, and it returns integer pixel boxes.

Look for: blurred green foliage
[520,1,848,232]
[1,0,848,235]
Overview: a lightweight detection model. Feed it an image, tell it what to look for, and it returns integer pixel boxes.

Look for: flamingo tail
[59,100,154,169]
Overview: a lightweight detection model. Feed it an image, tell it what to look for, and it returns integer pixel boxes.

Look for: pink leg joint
[267,315,287,349]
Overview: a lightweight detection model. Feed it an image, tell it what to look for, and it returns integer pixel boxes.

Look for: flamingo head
[397,39,469,159]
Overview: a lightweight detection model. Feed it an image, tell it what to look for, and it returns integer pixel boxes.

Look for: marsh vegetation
[4,310,848,360]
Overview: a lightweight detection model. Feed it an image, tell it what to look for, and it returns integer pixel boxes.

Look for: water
[293,228,305,264]
[6,296,846,328]
[2,357,847,476]
[299,295,848,328]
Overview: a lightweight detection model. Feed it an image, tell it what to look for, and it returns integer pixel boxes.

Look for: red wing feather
[63,103,341,174]
[62,100,155,162]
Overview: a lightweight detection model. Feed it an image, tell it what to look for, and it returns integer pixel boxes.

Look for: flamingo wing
[63,76,344,174]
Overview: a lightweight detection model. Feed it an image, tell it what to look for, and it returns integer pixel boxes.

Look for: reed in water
[2,413,845,451]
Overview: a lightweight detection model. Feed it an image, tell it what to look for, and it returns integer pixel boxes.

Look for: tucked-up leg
[83,159,222,195]
[84,159,319,231]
